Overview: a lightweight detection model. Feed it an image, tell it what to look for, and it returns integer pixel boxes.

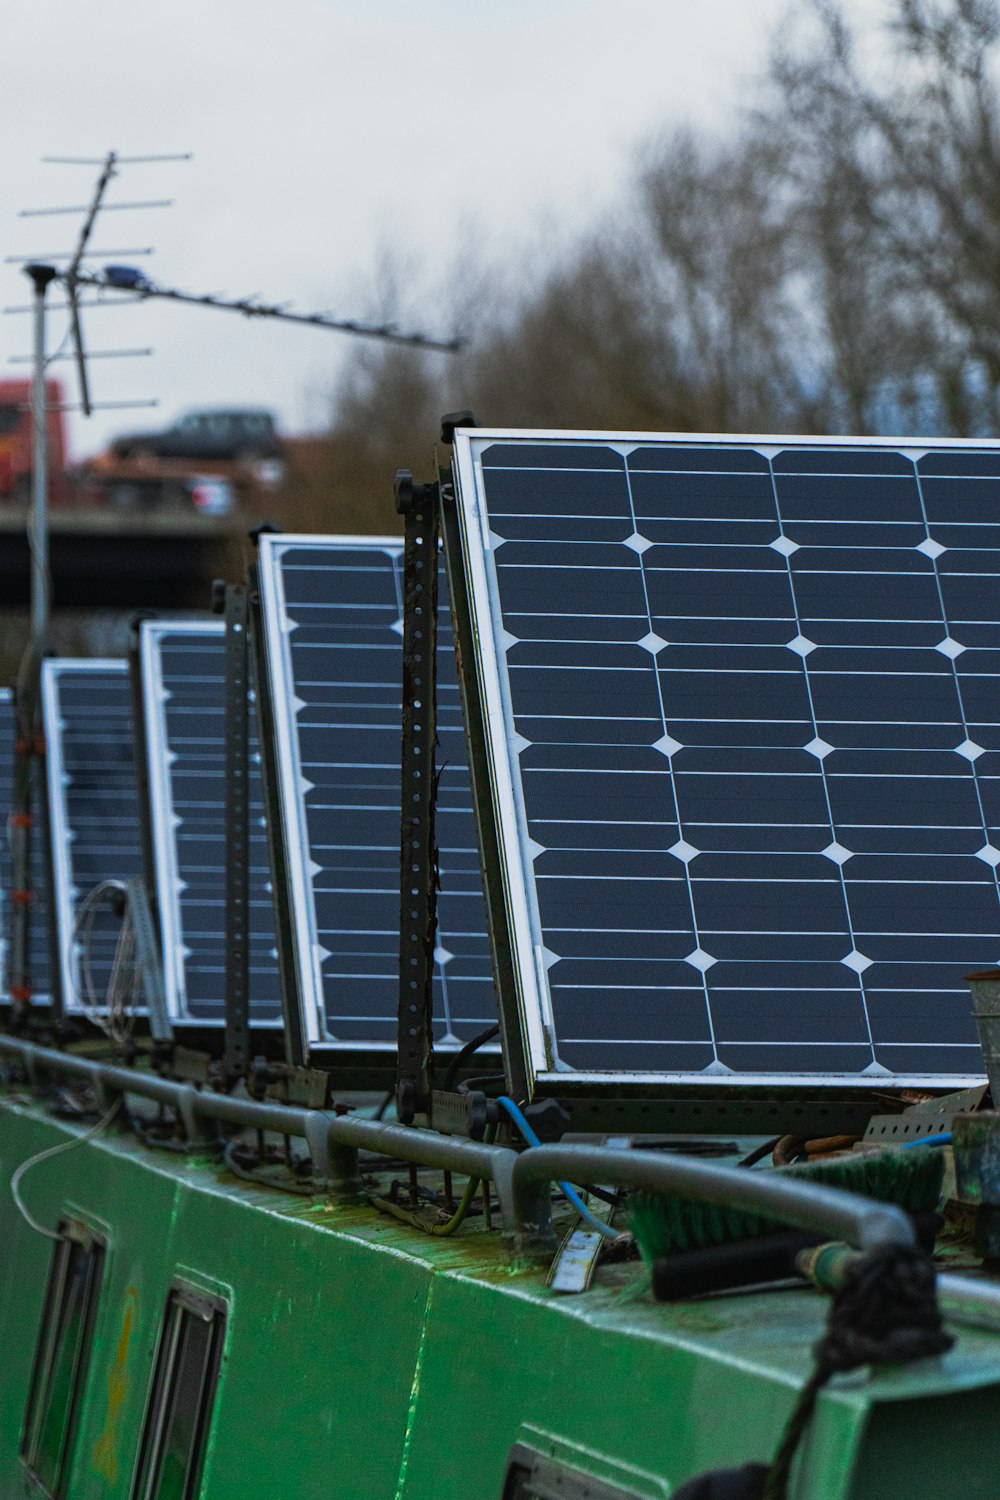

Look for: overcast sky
[2,0,799,460]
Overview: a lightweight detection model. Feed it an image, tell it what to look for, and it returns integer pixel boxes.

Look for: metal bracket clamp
[394,471,440,1124]
[303,1112,361,1201]
[222,583,252,1083]
[175,1084,219,1147]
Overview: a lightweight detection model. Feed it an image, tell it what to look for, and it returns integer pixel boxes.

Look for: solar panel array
[43,660,144,1016]
[0,690,51,1004]
[257,534,495,1056]
[451,431,1000,1089]
[138,620,282,1026]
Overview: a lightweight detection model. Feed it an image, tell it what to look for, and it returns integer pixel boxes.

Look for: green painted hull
[2,1097,999,1499]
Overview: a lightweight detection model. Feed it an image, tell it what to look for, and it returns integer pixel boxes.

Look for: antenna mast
[6,150,185,1021]
[5,147,462,1021]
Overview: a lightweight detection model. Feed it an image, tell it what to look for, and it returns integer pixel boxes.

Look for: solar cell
[138,620,282,1026]
[0,690,51,1004]
[256,534,495,1061]
[450,430,1000,1095]
[42,659,144,1017]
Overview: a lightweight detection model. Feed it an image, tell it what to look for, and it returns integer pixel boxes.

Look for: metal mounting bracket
[222,583,251,1083]
[394,471,441,1123]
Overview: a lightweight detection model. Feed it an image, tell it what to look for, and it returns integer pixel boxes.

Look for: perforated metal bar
[223,585,251,1079]
[396,481,440,1120]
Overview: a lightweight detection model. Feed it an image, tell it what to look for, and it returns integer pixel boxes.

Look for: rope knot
[816,1242,953,1376]
[764,1243,952,1500]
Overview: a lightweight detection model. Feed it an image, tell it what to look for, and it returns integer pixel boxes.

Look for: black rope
[763,1243,953,1499]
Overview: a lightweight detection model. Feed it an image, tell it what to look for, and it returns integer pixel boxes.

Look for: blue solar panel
[256,533,495,1059]
[138,620,282,1026]
[42,659,143,1016]
[450,431,1000,1093]
[0,689,51,1004]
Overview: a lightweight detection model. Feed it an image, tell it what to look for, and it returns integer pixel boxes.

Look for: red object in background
[0,379,69,506]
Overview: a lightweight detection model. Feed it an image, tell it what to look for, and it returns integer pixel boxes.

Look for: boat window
[132,1286,226,1500]
[501,1444,644,1500]
[21,1220,106,1498]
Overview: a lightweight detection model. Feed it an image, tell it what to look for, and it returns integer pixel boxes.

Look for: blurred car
[111,408,280,462]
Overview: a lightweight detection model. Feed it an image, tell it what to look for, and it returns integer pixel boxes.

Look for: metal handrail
[7,1033,1000,1329]
[0,1036,518,1224]
[1,1033,920,1258]
[509,1144,916,1258]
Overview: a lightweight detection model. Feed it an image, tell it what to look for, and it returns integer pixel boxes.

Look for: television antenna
[52,267,465,353]
[6,149,467,1023]
[6,149,188,1019]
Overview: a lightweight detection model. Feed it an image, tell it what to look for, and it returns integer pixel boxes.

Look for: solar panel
[137,620,283,1027]
[256,533,495,1062]
[0,690,51,1005]
[42,659,144,1017]
[449,430,1000,1099]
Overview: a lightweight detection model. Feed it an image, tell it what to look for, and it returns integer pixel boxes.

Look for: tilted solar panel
[43,659,144,1016]
[138,620,282,1026]
[0,690,51,1004]
[256,534,495,1062]
[449,430,1000,1099]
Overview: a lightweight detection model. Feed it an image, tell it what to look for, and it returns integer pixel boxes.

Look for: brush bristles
[629,1147,945,1264]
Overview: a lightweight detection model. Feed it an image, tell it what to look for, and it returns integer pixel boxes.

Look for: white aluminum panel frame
[43,657,135,1018]
[257,532,405,1051]
[451,427,997,1094]
[140,617,247,1027]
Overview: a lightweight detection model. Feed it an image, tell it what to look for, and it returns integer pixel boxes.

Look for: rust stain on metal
[92,1283,138,1488]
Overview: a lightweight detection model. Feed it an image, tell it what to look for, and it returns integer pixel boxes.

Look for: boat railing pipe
[508,1143,916,1259]
[0,1035,940,1257]
[9,1036,1000,1329]
[0,1036,519,1225]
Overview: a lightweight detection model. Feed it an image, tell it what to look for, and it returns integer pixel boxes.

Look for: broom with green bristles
[628,1146,945,1301]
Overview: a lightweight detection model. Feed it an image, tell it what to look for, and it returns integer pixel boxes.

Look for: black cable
[737,1136,783,1169]
[374,1089,395,1121]
[456,1072,507,1097]
[222,1138,319,1196]
[443,1022,500,1092]
[132,1117,224,1156]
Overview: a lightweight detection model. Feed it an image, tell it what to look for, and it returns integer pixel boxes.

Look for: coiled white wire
[10,1097,122,1240]
[72,879,140,1045]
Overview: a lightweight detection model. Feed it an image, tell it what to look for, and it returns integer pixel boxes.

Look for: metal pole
[64,149,117,417]
[28,265,56,649]
[8,264,57,1018]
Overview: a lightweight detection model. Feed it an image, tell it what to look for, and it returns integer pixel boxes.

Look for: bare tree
[301,0,1000,527]
[771,0,1000,434]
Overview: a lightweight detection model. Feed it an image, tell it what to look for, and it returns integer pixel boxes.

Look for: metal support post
[394,472,440,1124]
[246,553,305,1068]
[222,583,251,1083]
[9,264,58,1019]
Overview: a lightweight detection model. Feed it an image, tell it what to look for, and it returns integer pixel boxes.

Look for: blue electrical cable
[496,1095,619,1241]
[899,1132,952,1149]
